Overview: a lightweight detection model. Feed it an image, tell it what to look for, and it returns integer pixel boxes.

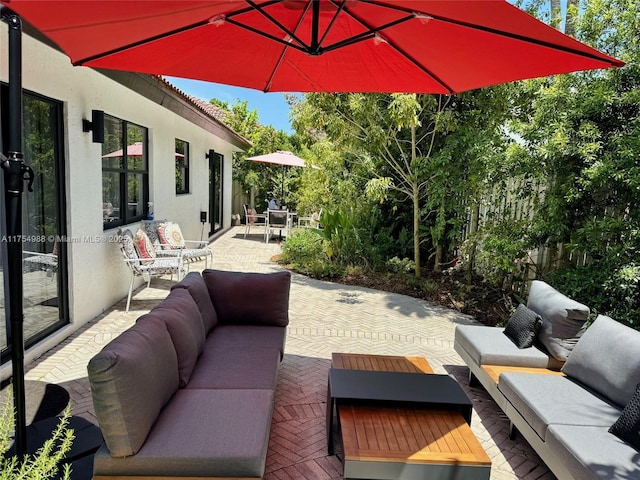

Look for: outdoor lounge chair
[298,207,322,228]
[119,228,185,312]
[265,209,290,243]
[141,219,212,268]
[243,204,267,238]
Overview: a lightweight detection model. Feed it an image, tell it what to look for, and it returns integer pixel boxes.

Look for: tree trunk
[411,125,421,278]
[413,187,421,278]
[550,0,562,29]
[249,187,256,209]
[467,203,480,282]
[564,0,579,36]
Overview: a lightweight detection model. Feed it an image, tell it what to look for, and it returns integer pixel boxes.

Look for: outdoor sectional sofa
[87,269,291,479]
[454,280,640,480]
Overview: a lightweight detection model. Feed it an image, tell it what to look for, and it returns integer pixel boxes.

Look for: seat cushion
[93,389,274,477]
[203,269,291,326]
[498,373,621,441]
[140,288,205,387]
[186,346,281,390]
[562,315,640,407]
[87,320,178,457]
[205,324,287,357]
[171,272,218,332]
[455,325,554,368]
[546,424,640,480]
[527,280,589,362]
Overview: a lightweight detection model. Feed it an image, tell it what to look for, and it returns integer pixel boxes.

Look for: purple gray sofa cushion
[87,319,179,457]
[139,288,205,387]
[498,373,621,441]
[93,389,275,477]
[171,271,218,332]
[205,324,287,358]
[203,269,291,326]
[186,346,281,390]
[527,280,589,362]
[562,315,640,408]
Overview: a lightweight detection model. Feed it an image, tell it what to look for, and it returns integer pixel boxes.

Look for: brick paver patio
[18,226,555,480]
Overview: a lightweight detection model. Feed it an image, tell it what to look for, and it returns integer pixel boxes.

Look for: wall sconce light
[82,109,105,143]
[205,149,215,160]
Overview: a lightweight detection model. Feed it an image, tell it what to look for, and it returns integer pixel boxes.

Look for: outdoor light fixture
[82,109,104,143]
[206,149,215,160]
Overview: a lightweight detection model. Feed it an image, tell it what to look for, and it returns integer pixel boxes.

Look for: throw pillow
[133,228,156,264]
[119,229,137,260]
[527,280,589,362]
[202,269,291,326]
[158,222,185,249]
[503,304,542,349]
[609,383,640,452]
[248,208,257,224]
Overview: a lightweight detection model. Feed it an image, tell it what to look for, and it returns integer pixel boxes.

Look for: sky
[165,77,294,134]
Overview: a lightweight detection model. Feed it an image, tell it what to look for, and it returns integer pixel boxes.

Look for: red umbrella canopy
[246,150,307,167]
[1,0,623,93]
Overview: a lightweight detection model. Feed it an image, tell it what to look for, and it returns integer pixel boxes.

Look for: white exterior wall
[1,24,240,371]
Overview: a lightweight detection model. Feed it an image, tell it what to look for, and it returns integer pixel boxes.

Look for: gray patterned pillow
[609,383,640,452]
[504,304,542,349]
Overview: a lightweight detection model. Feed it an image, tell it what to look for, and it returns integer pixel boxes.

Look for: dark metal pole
[1,9,31,458]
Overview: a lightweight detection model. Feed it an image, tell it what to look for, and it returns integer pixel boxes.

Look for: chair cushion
[455,324,555,368]
[205,325,287,358]
[171,272,218,332]
[562,315,640,407]
[498,373,621,441]
[87,319,178,457]
[527,280,589,362]
[119,229,137,260]
[547,424,640,480]
[140,289,205,387]
[133,228,156,263]
[503,304,542,349]
[202,269,291,326]
[158,222,185,248]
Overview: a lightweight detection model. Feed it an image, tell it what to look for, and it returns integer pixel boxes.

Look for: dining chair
[265,209,289,243]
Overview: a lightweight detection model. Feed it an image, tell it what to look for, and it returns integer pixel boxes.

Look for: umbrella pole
[1,10,32,458]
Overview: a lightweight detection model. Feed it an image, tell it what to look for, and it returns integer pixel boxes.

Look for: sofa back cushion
[171,272,218,332]
[527,280,589,362]
[140,288,206,387]
[563,315,640,407]
[87,319,178,457]
[202,269,291,327]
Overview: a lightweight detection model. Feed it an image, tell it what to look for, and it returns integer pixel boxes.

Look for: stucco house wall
[0,23,249,378]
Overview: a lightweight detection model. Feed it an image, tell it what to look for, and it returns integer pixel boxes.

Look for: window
[102,115,149,229]
[175,138,189,194]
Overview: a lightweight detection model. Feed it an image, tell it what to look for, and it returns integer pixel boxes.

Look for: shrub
[386,256,416,274]
[547,262,640,329]
[0,389,74,480]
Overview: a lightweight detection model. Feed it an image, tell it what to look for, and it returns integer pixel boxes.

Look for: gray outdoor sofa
[454,280,640,480]
[87,269,291,479]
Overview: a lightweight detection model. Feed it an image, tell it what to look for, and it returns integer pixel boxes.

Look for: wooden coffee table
[329,353,491,480]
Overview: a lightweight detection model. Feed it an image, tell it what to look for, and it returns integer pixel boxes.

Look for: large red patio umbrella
[0,0,624,460]
[246,150,308,200]
[0,0,624,94]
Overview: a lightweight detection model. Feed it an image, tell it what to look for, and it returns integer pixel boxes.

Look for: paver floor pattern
[20,227,555,480]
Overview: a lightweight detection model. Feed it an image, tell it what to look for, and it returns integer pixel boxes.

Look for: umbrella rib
[338,5,455,93]
[366,0,622,66]
[322,15,414,53]
[318,1,348,48]
[263,2,310,91]
[245,0,310,51]
[224,17,307,54]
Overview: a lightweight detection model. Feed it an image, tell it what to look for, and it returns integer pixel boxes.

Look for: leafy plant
[0,388,74,480]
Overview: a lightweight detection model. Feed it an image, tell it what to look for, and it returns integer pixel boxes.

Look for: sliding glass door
[1,88,68,360]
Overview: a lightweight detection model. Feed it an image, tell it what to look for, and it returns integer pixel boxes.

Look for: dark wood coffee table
[329,353,491,480]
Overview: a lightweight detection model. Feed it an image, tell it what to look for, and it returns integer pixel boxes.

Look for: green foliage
[280,228,343,278]
[385,257,416,275]
[0,392,74,480]
[548,262,640,329]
